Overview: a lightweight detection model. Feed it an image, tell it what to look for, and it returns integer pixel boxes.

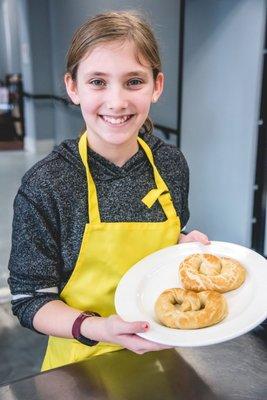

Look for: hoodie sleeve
[173,148,190,229]
[8,187,62,332]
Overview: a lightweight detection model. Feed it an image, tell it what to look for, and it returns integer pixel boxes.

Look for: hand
[179,230,210,245]
[82,314,173,355]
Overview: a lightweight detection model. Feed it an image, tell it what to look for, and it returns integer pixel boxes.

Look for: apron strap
[78,132,101,224]
[137,137,177,220]
[78,132,178,223]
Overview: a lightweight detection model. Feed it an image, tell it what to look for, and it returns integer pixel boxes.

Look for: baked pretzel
[155,288,227,329]
[179,253,246,293]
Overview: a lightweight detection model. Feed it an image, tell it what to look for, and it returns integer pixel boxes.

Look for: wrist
[179,233,186,243]
[72,311,101,346]
[80,315,103,342]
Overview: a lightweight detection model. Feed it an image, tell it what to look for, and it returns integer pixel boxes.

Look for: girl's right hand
[82,314,172,355]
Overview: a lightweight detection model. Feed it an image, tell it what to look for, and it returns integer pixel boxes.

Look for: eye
[127,78,143,87]
[89,79,106,87]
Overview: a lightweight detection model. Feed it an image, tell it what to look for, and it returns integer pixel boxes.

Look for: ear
[64,73,80,105]
[152,72,164,103]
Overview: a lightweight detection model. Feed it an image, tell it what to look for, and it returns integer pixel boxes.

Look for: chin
[102,133,137,146]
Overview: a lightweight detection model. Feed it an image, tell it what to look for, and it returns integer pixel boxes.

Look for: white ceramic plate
[115,241,267,347]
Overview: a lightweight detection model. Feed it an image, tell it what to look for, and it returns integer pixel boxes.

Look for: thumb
[117,319,150,335]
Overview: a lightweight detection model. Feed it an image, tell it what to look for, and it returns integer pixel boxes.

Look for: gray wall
[47,0,180,142]
[17,0,36,148]
[181,0,266,246]
[2,0,181,144]
[0,0,55,146]
[0,0,21,77]
[27,0,54,141]
[0,1,8,79]
[2,0,266,249]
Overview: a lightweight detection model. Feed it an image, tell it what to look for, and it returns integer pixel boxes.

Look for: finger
[199,234,210,245]
[116,320,150,335]
[121,334,172,353]
[191,230,210,244]
[142,342,173,351]
[157,344,173,349]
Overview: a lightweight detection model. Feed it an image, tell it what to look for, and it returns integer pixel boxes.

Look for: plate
[115,241,267,347]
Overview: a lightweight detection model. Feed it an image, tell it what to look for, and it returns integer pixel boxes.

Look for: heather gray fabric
[8,132,189,331]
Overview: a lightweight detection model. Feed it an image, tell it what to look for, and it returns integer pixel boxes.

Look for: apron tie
[142,188,168,209]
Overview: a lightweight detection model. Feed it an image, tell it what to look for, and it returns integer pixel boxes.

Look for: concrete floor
[0,147,50,386]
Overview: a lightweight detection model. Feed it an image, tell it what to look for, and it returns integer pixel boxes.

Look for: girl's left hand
[179,230,210,245]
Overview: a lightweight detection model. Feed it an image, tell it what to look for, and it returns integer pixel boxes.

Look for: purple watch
[72,311,101,346]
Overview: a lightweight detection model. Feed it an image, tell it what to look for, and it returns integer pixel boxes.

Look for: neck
[86,135,139,167]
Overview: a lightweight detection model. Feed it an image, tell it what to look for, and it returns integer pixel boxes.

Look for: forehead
[78,40,151,75]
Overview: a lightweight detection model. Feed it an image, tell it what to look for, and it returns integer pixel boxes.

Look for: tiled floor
[0,147,50,386]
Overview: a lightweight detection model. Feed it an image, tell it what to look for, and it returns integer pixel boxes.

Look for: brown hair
[65,10,162,135]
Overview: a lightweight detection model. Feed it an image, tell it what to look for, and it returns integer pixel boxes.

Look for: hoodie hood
[52,132,164,182]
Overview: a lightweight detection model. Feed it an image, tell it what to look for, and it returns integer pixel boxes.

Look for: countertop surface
[0,325,266,400]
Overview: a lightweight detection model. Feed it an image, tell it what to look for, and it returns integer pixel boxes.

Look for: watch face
[84,311,101,317]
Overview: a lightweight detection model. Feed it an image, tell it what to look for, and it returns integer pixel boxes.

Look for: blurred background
[0,0,266,386]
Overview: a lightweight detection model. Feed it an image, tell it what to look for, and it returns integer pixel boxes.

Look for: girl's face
[65,40,164,151]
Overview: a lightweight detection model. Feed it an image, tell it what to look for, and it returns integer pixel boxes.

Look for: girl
[8,11,209,371]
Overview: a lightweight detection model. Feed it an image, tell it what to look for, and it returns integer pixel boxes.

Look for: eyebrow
[84,71,148,78]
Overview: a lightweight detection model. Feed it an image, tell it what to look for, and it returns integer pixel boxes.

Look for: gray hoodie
[8,132,189,331]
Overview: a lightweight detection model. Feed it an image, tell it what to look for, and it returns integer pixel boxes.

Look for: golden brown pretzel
[179,253,246,293]
[155,288,227,329]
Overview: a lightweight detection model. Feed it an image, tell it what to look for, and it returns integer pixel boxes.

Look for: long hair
[65,10,162,135]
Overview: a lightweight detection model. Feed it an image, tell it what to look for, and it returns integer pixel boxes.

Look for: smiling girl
[8,11,209,371]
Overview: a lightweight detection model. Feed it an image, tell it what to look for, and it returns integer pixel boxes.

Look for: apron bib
[41,132,181,371]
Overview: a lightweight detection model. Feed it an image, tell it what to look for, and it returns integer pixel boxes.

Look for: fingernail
[142,323,149,330]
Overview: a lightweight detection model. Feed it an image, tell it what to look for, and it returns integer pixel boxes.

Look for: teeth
[101,115,131,125]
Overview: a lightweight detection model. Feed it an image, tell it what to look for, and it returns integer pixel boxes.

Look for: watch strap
[72,311,101,346]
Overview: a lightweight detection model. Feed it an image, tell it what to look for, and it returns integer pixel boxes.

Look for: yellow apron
[41,132,181,371]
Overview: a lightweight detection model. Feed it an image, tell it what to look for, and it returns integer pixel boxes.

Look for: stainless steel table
[0,326,266,400]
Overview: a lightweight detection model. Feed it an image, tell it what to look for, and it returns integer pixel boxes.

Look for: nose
[106,86,129,110]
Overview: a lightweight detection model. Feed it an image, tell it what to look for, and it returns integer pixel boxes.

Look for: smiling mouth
[99,114,134,126]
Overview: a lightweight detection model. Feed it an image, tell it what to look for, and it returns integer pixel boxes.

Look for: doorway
[252,15,267,257]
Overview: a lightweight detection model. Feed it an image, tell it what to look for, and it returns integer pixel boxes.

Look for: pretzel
[179,253,246,293]
[155,288,227,329]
